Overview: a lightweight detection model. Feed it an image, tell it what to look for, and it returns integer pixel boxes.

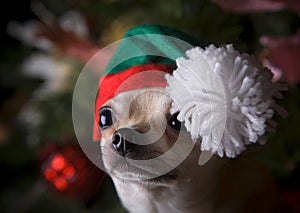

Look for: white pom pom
[166,44,287,158]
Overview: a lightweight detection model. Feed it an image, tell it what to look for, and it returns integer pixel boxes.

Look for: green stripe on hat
[103,24,208,75]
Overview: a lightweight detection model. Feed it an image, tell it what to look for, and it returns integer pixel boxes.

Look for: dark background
[0,0,299,212]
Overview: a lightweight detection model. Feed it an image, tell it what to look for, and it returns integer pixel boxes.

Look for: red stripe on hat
[93,64,174,141]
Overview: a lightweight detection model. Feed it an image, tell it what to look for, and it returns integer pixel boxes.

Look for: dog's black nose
[112,129,136,156]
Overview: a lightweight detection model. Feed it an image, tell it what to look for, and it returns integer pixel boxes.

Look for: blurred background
[0,0,299,212]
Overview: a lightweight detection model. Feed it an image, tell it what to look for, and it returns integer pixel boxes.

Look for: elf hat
[93,24,206,141]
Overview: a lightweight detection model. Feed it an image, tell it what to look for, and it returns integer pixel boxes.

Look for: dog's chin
[139,171,178,186]
[102,149,179,186]
[107,167,179,187]
[112,169,178,187]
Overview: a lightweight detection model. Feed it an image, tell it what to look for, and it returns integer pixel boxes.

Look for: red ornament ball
[38,141,106,200]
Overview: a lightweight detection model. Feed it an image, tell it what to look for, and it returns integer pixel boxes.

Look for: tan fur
[99,87,281,213]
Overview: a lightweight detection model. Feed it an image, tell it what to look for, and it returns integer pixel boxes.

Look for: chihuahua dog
[98,86,281,213]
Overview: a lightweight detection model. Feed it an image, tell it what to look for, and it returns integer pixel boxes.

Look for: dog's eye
[99,106,113,129]
[168,112,181,131]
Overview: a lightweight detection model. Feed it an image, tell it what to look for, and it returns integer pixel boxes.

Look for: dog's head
[97,86,203,184]
[90,24,210,185]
